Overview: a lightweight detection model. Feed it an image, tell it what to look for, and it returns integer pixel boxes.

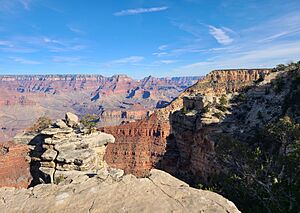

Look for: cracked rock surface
[0,169,240,213]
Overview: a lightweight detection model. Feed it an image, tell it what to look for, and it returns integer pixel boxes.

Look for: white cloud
[152,52,168,57]
[114,6,168,16]
[0,40,13,47]
[160,60,176,64]
[19,0,30,10]
[182,41,300,73]
[52,56,81,63]
[10,57,41,65]
[158,45,168,51]
[67,25,85,35]
[208,25,233,45]
[108,56,144,65]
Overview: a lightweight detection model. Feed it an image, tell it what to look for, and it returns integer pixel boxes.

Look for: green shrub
[80,114,99,133]
[219,95,228,106]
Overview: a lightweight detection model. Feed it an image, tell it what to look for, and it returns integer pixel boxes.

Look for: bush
[29,116,52,133]
[219,95,228,106]
[80,114,99,133]
[235,93,247,103]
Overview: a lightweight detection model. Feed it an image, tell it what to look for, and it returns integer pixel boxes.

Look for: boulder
[54,119,68,129]
[65,112,79,128]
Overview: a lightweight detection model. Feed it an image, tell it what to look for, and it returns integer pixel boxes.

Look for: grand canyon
[1,1,300,212]
[0,75,201,142]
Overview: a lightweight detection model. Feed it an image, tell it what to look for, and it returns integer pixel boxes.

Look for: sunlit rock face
[103,113,170,177]
[0,169,240,213]
[0,142,31,188]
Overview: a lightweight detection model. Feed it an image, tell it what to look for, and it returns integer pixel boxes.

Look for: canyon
[0,112,240,212]
[0,74,201,142]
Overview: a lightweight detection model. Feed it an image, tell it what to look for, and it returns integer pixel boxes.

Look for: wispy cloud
[208,25,233,45]
[105,56,144,67]
[160,60,176,64]
[52,56,82,63]
[152,52,168,57]
[0,0,32,12]
[114,6,168,16]
[67,25,85,35]
[180,41,300,74]
[19,0,30,10]
[158,45,168,51]
[9,56,41,65]
[109,56,144,64]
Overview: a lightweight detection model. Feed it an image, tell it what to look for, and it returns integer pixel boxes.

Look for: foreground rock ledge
[0,169,239,213]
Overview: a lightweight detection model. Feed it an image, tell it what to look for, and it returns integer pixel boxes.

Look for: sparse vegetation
[197,62,300,213]
[80,114,99,133]
[219,95,228,106]
[29,116,52,133]
[54,174,65,184]
[181,106,188,114]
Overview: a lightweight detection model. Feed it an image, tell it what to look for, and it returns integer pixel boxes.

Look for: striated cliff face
[0,75,200,142]
[0,142,31,188]
[157,69,272,120]
[103,114,170,177]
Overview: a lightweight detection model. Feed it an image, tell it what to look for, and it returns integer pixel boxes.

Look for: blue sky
[0,0,300,78]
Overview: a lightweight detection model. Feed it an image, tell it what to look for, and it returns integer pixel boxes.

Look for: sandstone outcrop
[103,114,170,177]
[0,169,240,213]
[14,113,115,186]
[0,142,31,188]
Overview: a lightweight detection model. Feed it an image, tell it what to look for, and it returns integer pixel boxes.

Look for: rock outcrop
[0,142,31,188]
[14,113,115,186]
[0,169,240,213]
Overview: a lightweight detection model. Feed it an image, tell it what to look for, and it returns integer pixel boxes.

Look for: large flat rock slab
[0,169,240,213]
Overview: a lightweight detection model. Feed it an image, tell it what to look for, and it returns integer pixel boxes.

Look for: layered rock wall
[103,114,169,177]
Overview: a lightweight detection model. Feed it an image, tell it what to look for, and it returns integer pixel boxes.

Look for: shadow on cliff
[27,134,48,188]
[155,70,287,186]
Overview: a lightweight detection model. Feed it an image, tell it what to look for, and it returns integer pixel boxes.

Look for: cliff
[0,169,240,213]
[103,69,272,178]
[103,113,170,177]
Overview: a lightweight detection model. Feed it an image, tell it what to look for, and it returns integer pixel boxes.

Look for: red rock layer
[0,142,31,188]
[103,114,170,177]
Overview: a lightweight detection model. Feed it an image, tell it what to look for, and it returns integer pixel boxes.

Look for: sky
[0,0,300,78]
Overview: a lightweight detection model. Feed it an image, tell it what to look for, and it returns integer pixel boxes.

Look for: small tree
[219,95,228,106]
[29,116,52,133]
[80,114,99,133]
